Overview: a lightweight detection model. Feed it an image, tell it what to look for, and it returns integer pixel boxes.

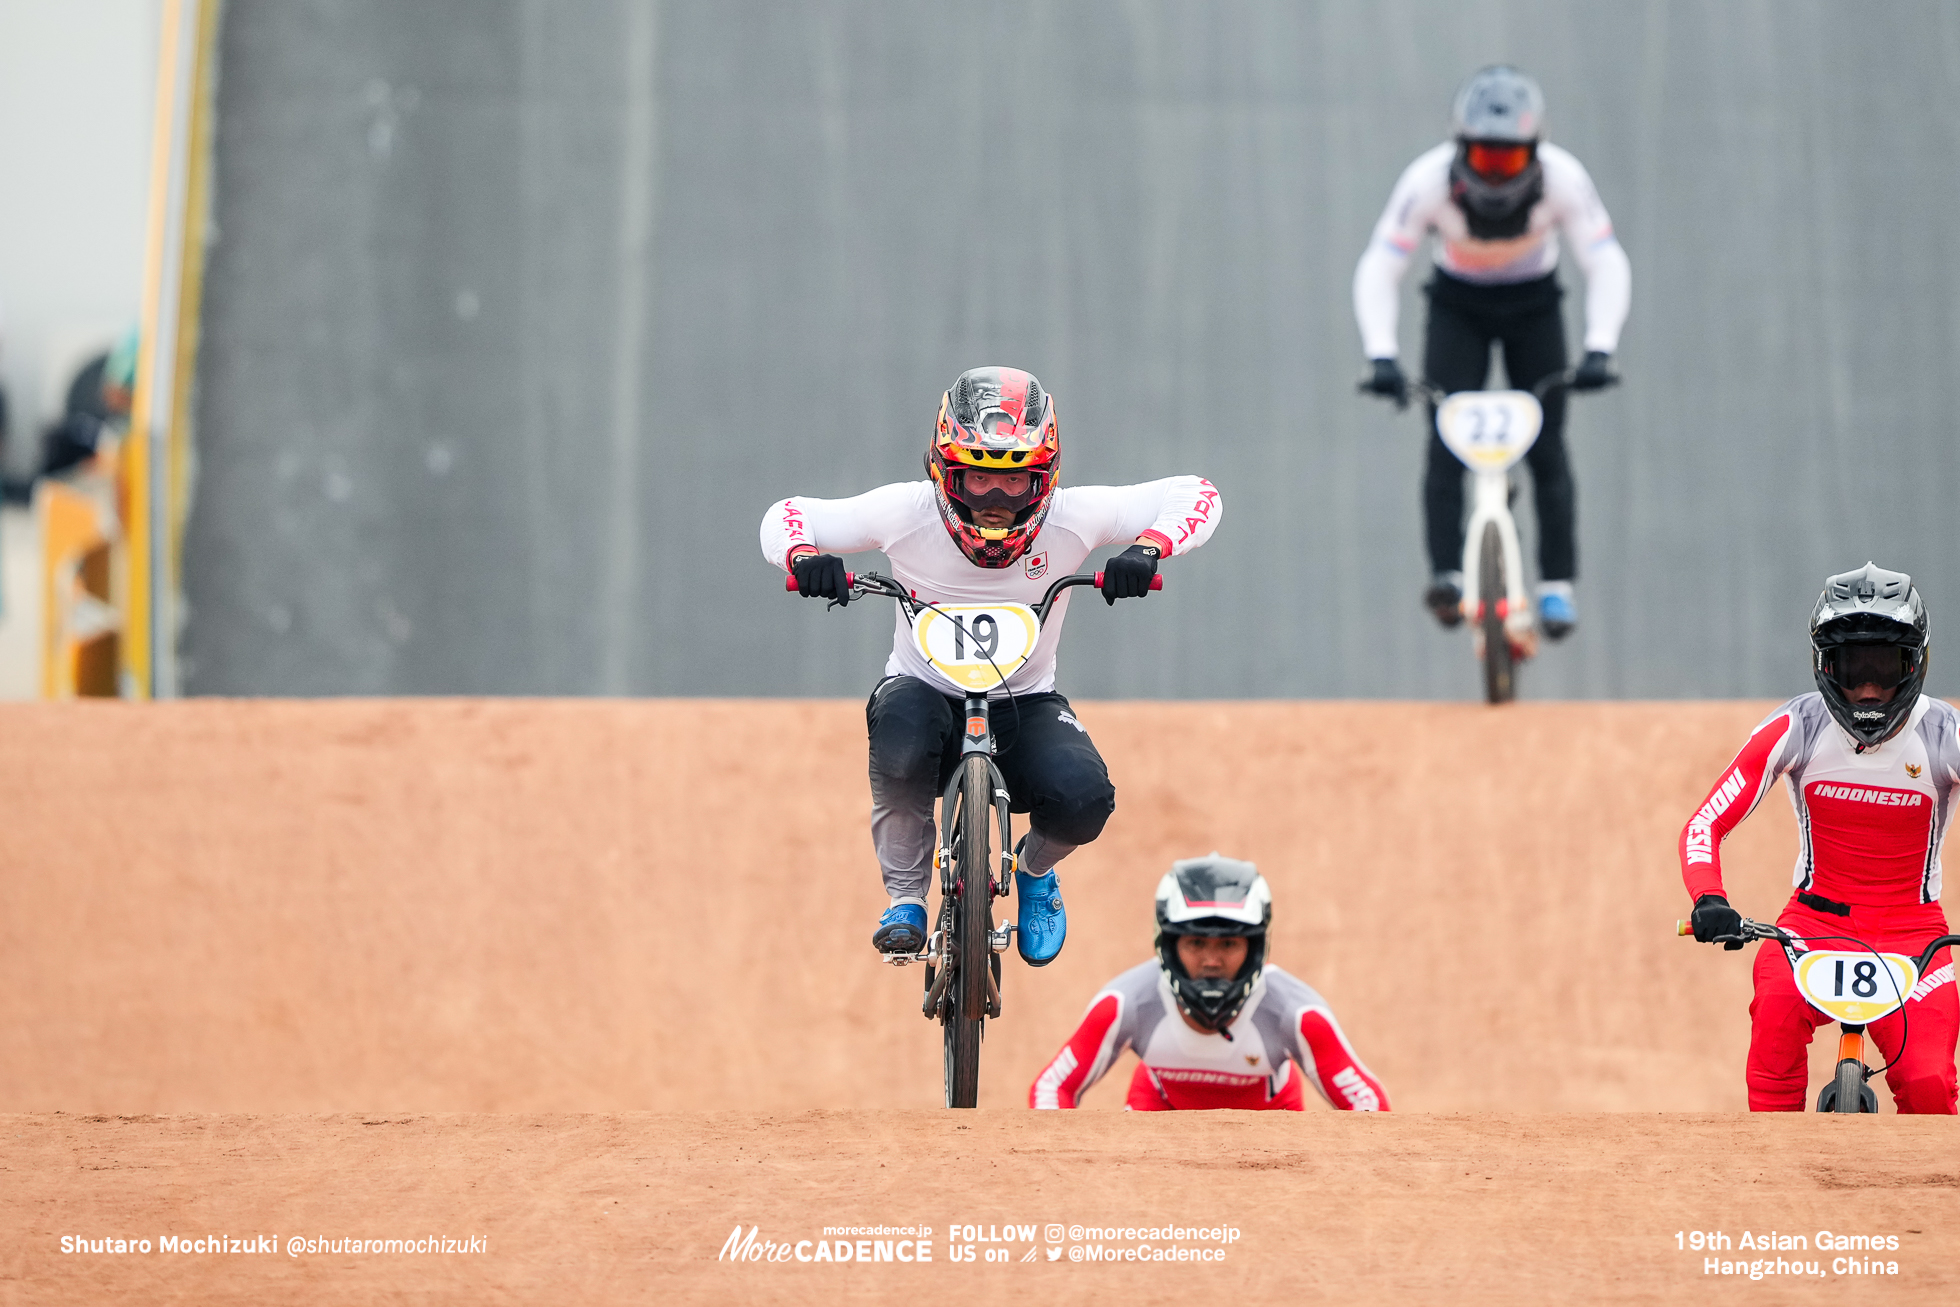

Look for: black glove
[1100,544,1160,605]
[1690,894,1745,950]
[1569,350,1617,392]
[1358,357,1409,409]
[790,551,848,601]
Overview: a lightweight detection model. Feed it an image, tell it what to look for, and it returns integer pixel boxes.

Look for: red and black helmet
[925,366,1060,568]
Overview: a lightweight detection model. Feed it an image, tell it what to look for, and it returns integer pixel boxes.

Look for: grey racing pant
[866,675,1115,903]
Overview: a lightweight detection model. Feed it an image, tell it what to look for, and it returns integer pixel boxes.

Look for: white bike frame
[1435,389,1543,650]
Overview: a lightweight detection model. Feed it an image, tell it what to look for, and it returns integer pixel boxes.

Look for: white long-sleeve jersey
[1028,962,1391,1111]
[759,477,1221,697]
[1351,141,1632,359]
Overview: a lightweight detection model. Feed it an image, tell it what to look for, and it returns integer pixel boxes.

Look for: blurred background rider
[761,367,1221,967]
[1030,855,1389,1111]
[1353,65,1631,641]
[1682,564,1958,1114]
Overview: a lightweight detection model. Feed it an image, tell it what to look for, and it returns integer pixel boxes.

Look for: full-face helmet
[1448,65,1546,239]
[1153,854,1272,1034]
[925,366,1060,568]
[1810,562,1930,749]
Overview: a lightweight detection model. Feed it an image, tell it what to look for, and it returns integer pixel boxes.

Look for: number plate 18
[1792,950,1919,1024]
[913,603,1040,691]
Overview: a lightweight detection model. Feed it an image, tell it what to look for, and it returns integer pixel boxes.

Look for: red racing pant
[1747,897,1957,1113]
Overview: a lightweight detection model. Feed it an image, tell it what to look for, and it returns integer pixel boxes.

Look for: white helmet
[1154,854,1272,1032]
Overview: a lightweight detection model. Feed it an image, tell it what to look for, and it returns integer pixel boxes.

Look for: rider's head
[1154,854,1272,1034]
[1448,65,1546,239]
[926,367,1060,568]
[1810,562,1929,749]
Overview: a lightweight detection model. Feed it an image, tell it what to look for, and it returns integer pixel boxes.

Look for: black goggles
[1824,643,1916,691]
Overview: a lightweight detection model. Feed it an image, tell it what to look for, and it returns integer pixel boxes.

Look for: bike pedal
[882,950,931,967]
[989,924,1016,953]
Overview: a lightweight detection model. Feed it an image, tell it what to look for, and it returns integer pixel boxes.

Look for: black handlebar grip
[784,572,856,593]
[1090,572,1164,591]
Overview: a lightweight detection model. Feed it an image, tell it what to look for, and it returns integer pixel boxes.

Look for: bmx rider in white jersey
[760,366,1222,965]
[1353,65,1631,639]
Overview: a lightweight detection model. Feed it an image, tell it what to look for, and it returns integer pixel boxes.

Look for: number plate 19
[913,603,1040,691]
[1792,950,1919,1024]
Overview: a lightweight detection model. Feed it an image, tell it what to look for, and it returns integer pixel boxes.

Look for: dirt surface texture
[4,699,1956,1302]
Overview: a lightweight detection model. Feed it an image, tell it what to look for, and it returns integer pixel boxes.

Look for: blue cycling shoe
[1013,869,1067,967]
[872,902,928,954]
[1537,587,1577,642]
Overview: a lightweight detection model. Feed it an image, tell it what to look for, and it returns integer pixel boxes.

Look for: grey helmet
[1448,66,1546,240]
[1153,854,1272,1035]
[1809,563,1930,749]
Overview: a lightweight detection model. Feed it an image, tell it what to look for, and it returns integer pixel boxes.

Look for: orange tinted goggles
[1465,142,1533,180]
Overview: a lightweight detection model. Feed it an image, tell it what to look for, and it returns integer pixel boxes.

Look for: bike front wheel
[1478,520,1515,704]
[942,753,993,1107]
[1819,1057,1875,1114]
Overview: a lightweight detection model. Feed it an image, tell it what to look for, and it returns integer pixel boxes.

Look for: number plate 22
[1792,950,1919,1024]
[1435,390,1543,472]
[913,603,1039,691]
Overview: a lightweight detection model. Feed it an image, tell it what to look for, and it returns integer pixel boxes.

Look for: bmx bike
[786,565,1160,1108]
[1676,916,1960,1112]
[1407,372,1584,705]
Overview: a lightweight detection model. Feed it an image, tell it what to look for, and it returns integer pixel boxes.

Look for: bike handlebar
[1675,918,1960,976]
[1410,369,1579,408]
[786,570,1161,600]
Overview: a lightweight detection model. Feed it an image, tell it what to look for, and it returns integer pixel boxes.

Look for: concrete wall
[183,2,1960,698]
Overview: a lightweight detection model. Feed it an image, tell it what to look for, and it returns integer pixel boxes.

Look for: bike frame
[1418,375,1573,626]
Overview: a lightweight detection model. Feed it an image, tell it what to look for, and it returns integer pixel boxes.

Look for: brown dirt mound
[5,700,1955,1302]
[8,1110,1954,1304]
[0,699,1848,1113]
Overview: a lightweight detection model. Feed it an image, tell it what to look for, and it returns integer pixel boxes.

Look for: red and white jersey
[759,477,1221,696]
[1029,961,1390,1112]
[1352,142,1631,357]
[1680,693,1960,908]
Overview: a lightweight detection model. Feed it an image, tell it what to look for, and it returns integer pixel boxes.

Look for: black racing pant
[865,676,1115,901]
[1421,271,1575,582]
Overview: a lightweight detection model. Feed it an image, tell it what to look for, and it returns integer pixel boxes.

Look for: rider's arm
[1678,704,1802,902]
[1541,145,1631,355]
[1265,972,1391,1111]
[759,482,928,570]
[1060,477,1223,559]
[1029,990,1132,1109]
[1352,146,1450,360]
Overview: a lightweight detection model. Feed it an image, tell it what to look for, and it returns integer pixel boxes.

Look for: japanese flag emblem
[1023,551,1049,580]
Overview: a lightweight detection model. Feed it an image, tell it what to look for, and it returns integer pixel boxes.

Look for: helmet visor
[1824,642,1916,691]
[951,467,1041,513]
[1465,142,1533,180]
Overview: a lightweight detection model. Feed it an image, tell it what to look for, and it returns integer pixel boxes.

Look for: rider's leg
[865,676,959,906]
[1869,927,1957,1114]
[1499,293,1575,586]
[1419,282,1497,621]
[1745,934,1831,1110]
[994,693,1116,859]
[993,693,1113,966]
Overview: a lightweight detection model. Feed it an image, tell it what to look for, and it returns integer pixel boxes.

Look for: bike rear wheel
[942,754,992,1108]
[1479,520,1515,705]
